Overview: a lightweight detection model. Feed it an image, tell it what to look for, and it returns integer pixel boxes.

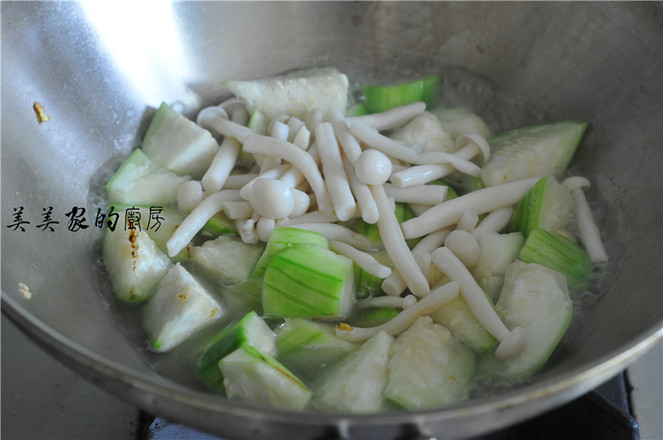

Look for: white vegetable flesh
[143,263,223,352]
[314,331,393,413]
[384,316,476,409]
[479,261,573,378]
[220,345,312,410]
[389,111,454,153]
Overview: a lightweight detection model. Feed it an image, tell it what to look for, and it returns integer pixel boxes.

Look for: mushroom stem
[390,141,484,188]
[562,176,608,263]
[316,122,356,221]
[335,281,459,342]
[329,240,392,279]
[471,207,514,239]
[345,101,426,131]
[348,120,417,163]
[371,184,430,297]
[200,107,249,193]
[167,189,242,256]
[401,178,538,239]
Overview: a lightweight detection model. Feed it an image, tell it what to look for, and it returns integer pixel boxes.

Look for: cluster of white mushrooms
[162,97,604,360]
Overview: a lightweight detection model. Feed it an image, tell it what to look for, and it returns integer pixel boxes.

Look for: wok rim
[3,291,662,438]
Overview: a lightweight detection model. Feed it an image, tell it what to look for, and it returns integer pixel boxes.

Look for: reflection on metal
[80,1,193,105]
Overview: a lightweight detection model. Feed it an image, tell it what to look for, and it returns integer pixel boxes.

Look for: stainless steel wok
[2,2,661,439]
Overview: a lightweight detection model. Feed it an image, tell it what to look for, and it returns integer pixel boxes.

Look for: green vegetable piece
[275,318,358,377]
[519,228,592,294]
[220,345,312,410]
[195,311,275,394]
[352,307,400,327]
[190,235,265,286]
[253,227,329,277]
[511,176,576,237]
[362,74,441,114]
[480,121,588,187]
[348,102,368,116]
[354,265,384,299]
[262,244,355,320]
[431,294,497,353]
[478,261,573,379]
[105,149,190,206]
[384,316,476,410]
[142,102,219,179]
[247,109,270,135]
[313,331,393,413]
[143,263,223,352]
[203,211,236,236]
[102,225,171,303]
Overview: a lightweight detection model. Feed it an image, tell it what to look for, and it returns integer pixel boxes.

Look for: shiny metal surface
[2,2,662,439]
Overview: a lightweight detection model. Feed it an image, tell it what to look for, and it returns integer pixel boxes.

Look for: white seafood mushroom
[355,149,392,185]
[177,180,204,212]
[246,178,295,220]
[562,176,608,263]
[444,229,481,268]
[335,281,459,342]
[290,189,311,218]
